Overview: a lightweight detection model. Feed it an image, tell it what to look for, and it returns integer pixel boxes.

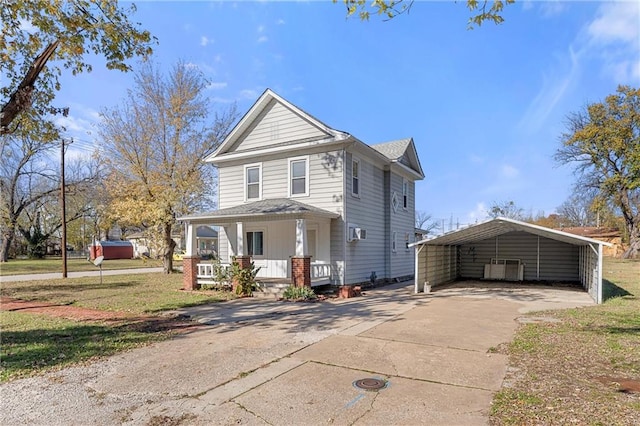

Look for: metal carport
[411,217,611,303]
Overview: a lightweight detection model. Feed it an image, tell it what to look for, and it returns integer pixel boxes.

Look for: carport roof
[411,217,613,247]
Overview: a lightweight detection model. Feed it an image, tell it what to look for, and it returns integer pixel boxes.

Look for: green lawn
[0,273,235,382]
[490,257,640,425]
[0,257,164,276]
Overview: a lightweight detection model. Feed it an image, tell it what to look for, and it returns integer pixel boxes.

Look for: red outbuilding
[89,241,134,260]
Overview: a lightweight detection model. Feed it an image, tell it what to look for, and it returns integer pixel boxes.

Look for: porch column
[236,222,244,256]
[295,218,308,256]
[182,222,201,291]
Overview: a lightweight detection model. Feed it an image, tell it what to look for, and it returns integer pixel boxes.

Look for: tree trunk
[622,222,640,259]
[162,222,176,274]
[0,227,15,262]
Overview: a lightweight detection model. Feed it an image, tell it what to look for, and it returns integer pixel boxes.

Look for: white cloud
[257,25,265,33]
[277,18,285,25]
[469,154,485,164]
[518,45,581,132]
[207,82,227,90]
[539,1,565,18]
[257,35,268,43]
[501,164,519,178]
[467,202,488,222]
[587,2,639,45]
[200,36,213,47]
[585,2,640,82]
[239,89,258,100]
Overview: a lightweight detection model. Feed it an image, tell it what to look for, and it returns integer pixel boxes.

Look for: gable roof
[411,217,612,248]
[207,89,351,163]
[371,138,425,179]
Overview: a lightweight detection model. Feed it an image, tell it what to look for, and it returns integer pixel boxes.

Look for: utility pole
[60,138,70,278]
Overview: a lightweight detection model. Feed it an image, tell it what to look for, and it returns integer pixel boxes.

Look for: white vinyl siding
[389,172,415,279]
[344,152,386,284]
[288,156,309,197]
[229,100,327,152]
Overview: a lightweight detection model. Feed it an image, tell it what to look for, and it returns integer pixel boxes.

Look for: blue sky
[53,1,640,229]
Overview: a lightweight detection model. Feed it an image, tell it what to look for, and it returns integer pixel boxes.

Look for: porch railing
[311,262,331,279]
[196,261,332,283]
[197,263,230,282]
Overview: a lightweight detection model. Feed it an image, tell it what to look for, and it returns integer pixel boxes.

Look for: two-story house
[180,89,424,290]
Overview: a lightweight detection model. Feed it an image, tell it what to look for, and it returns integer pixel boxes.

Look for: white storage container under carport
[410,217,612,304]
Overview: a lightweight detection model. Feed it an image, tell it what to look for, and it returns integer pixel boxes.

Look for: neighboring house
[179,89,424,289]
[127,226,218,258]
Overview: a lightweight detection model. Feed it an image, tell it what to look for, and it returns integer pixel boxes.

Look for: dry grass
[490,258,640,425]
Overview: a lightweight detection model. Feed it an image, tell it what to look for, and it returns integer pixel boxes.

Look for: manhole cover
[353,378,387,391]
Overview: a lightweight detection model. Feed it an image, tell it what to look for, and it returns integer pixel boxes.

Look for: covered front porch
[179,198,340,290]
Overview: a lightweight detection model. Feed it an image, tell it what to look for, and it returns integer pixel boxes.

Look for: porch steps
[254,282,290,299]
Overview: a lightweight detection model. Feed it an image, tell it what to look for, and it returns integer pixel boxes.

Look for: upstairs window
[289,157,308,197]
[352,158,360,197]
[403,179,409,210]
[245,164,262,200]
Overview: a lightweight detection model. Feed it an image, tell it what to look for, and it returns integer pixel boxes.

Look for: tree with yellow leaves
[98,62,237,273]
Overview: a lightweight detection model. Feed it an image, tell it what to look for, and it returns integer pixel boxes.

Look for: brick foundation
[291,256,311,288]
[183,256,201,291]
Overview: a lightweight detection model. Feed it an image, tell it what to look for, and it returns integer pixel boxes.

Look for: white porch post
[185,222,197,256]
[295,218,308,257]
[236,222,244,256]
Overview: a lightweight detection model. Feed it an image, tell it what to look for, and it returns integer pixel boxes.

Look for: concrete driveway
[0,281,594,425]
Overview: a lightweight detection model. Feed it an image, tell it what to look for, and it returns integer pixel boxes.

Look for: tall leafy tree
[556,86,640,259]
[1,0,154,134]
[99,62,237,274]
[337,0,514,26]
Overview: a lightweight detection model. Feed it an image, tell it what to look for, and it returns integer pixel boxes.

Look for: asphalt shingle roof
[179,198,339,222]
[370,138,412,160]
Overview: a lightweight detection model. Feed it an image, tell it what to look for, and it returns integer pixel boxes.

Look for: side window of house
[246,231,264,256]
[392,231,397,253]
[352,158,360,197]
[289,157,308,197]
[402,179,409,210]
[245,164,261,200]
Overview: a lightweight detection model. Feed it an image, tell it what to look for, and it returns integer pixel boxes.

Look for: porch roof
[178,198,340,224]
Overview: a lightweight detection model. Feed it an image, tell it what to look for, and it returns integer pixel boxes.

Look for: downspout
[342,147,347,286]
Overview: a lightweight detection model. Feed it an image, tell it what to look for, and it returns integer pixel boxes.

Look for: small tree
[556,86,640,259]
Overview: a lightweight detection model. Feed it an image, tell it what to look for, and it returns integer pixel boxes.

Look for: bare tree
[488,200,524,220]
[415,210,439,236]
